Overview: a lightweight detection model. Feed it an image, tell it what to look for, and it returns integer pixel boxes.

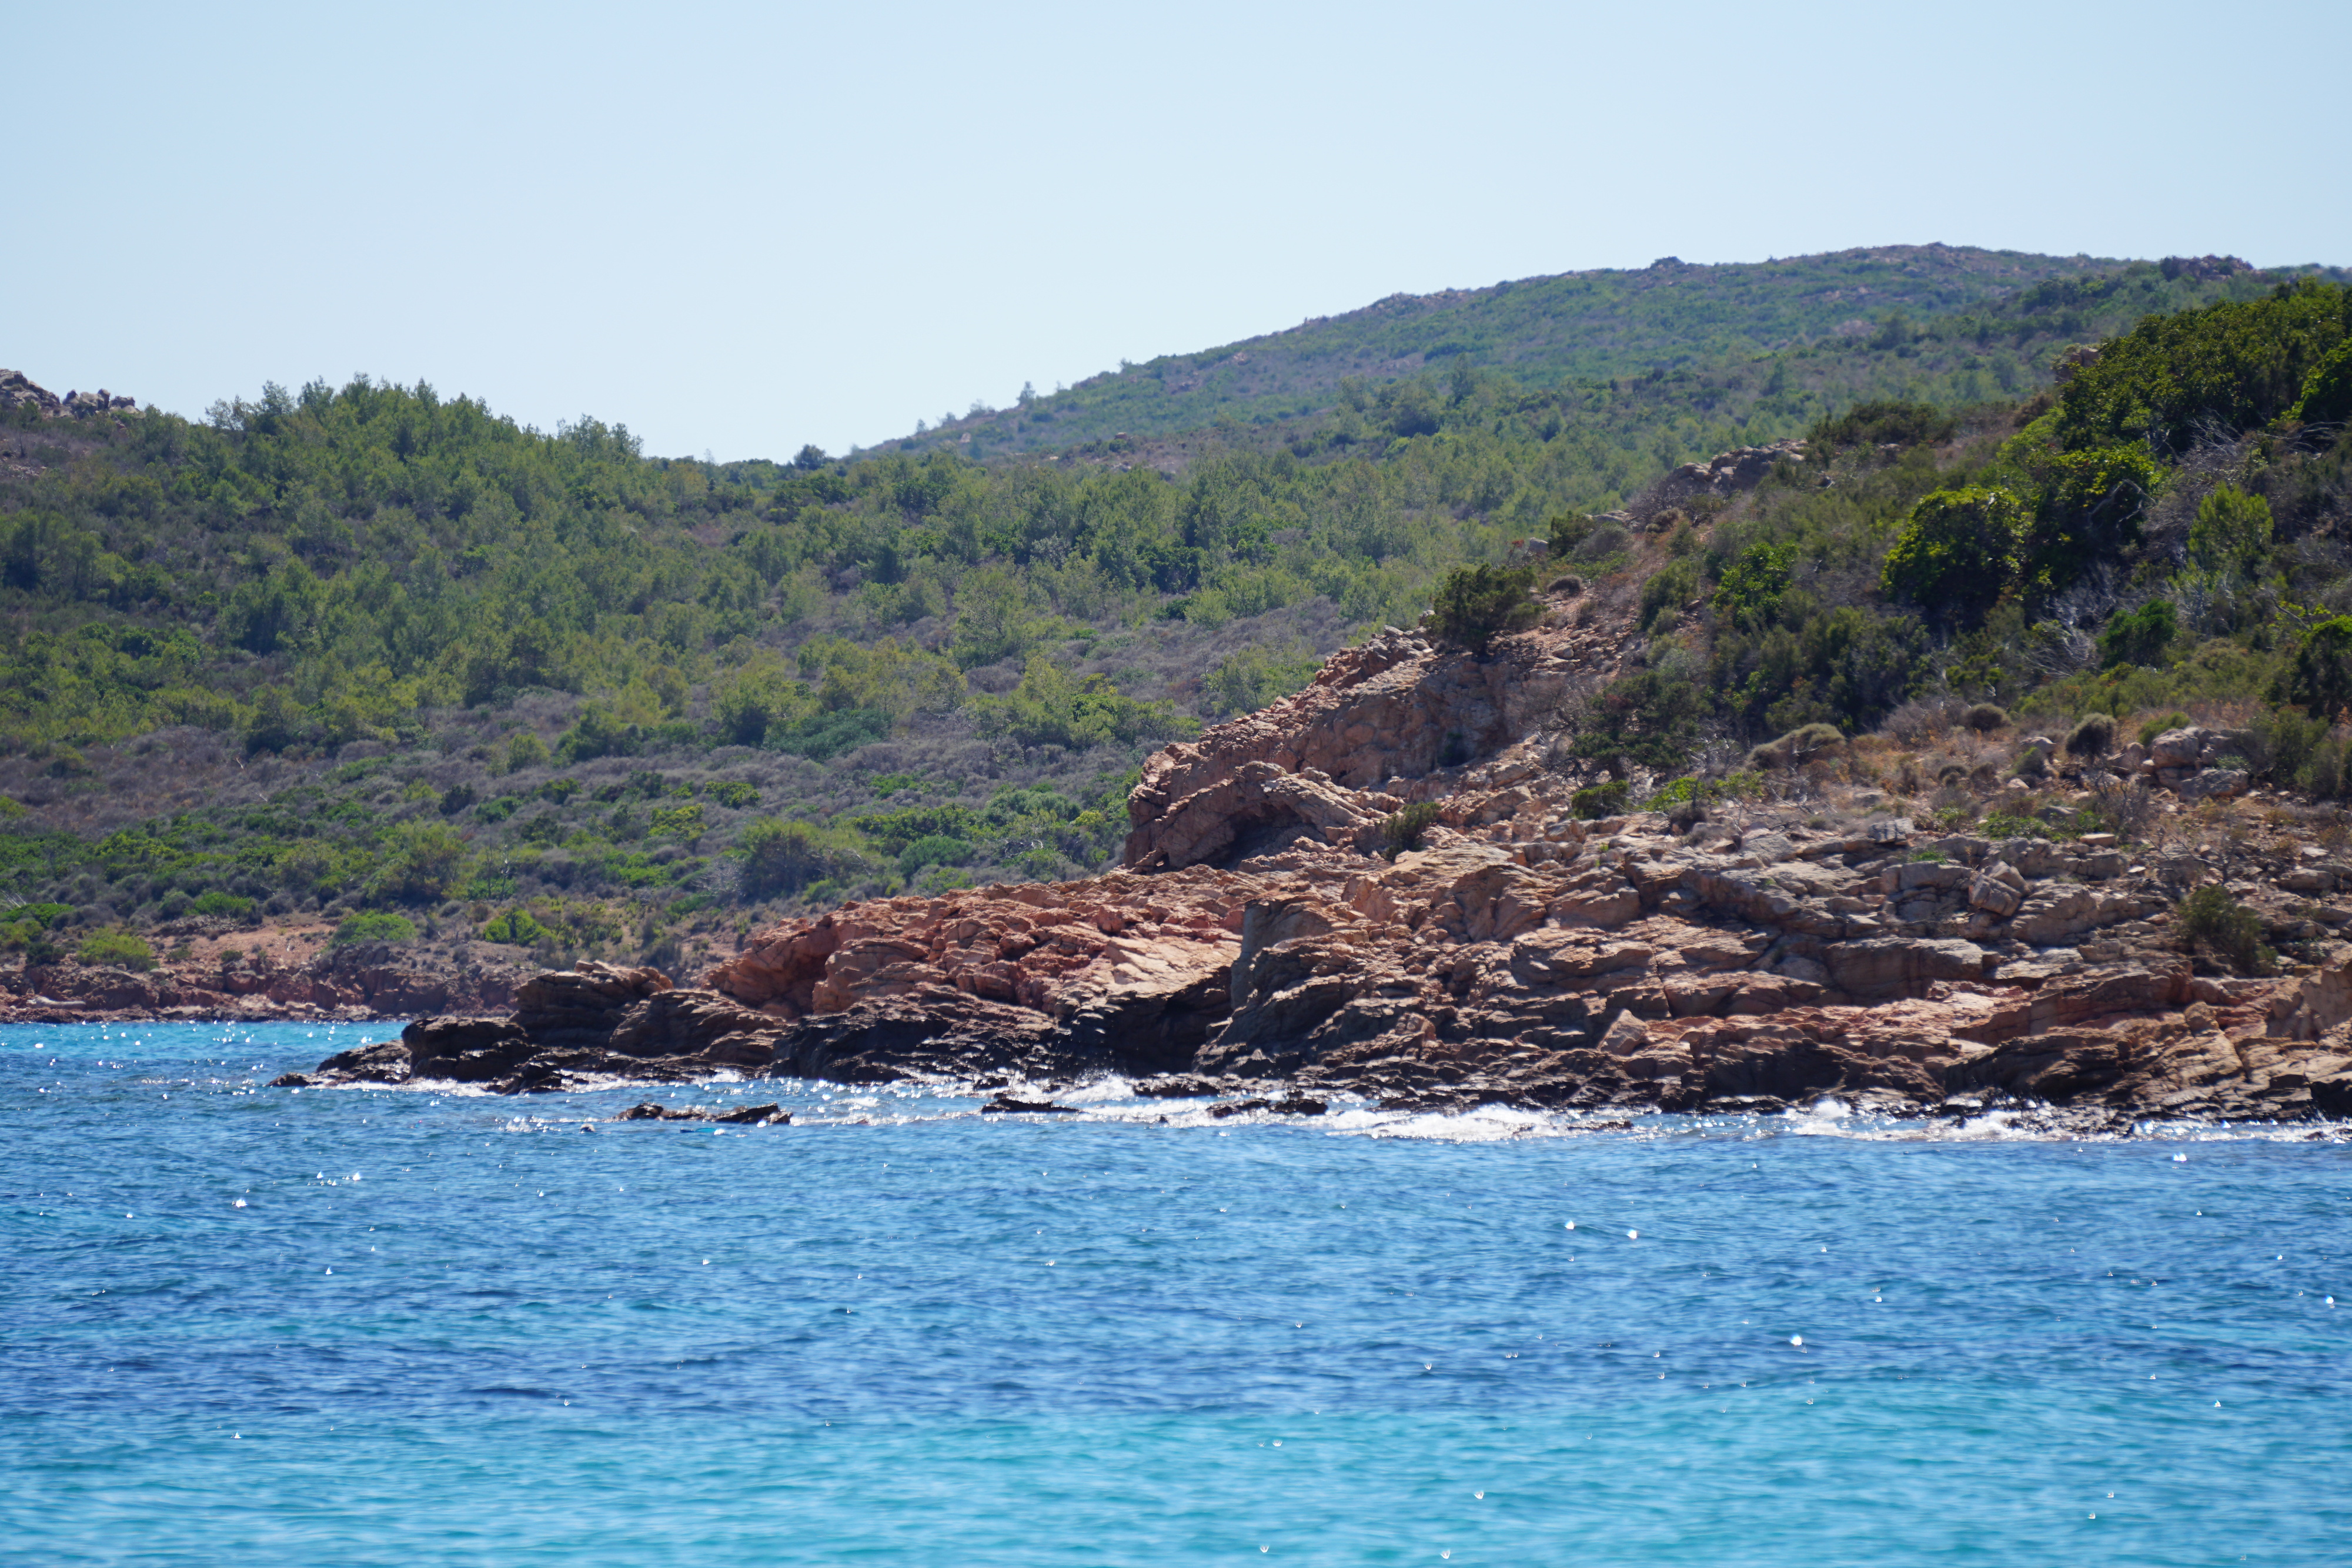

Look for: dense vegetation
[1565,277,2352,804]
[4,250,2347,971]
[890,249,2329,459]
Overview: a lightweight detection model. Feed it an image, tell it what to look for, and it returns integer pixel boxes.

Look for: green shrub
[2176,884,2273,976]
[1426,563,1539,655]
[737,818,872,900]
[767,705,892,760]
[2099,600,2179,669]
[1709,543,1796,630]
[2137,710,2191,747]
[1636,558,1702,633]
[370,820,470,904]
[2277,616,2352,719]
[331,911,419,946]
[480,908,549,945]
[191,890,258,919]
[2064,713,2114,759]
[1379,801,1442,859]
[554,703,640,764]
[969,657,1195,751]
[2188,486,2274,575]
[2019,445,2162,596]
[2290,337,2352,427]
[1570,780,1631,820]
[1964,703,2010,733]
[76,928,156,970]
[898,834,974,876]
[1568,670,1707,773]
[502,731,552,774]
[1880,487,2025,626]
[2054,279,2350,456]
[706,780,761,809]
[1809,400,1958,451]
[1544,511,1594,559]
[1202,642,1322,718]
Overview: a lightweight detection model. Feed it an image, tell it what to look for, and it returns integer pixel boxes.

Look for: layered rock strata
[290,613,2352,1124]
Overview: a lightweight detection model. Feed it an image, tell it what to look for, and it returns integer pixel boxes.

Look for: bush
[2277,616,2352,719]
[502,731,552,774]
[969,658,1195,751]
[1379,801,1441,859]
[2099,600,2179,670]
[897,834,974,876]
[191,890,258,920]
[330,911,419,946]
[1425,564,1539,655]
[1964,703,2011,733]
[2176,884,2273,976]
[76,928,156,970]
[2188,486,2274,576]
[1544,512,1593,559]
[480,908,550,945]
[371,820,469,904]
[1568,669,1707,773]
[1880,487,2024,626]
[1809,400,1958,451]
[1570,780,1631,820]
[554,703,641,764]
[2137,710,2191,747]
[2290,337,2352,427]
[2064,713,2114,759]
[1202,642,1322,718]
[737,818,872,900]
[1746,723,1844,772]
[1636,558,1701,633]
[712,656,811,746]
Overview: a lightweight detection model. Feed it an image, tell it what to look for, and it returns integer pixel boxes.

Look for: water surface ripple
[5,1021,2347,1564]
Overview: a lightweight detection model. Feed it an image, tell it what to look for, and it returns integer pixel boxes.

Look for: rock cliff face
[289,579,2352,1124]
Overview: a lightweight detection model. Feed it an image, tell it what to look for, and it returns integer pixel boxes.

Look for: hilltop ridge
[886,246,2326,458]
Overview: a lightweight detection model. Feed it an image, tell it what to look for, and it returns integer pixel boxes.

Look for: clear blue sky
[8,0,2346,461]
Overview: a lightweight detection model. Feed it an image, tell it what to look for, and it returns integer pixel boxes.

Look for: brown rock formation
[282,490,2352,1124]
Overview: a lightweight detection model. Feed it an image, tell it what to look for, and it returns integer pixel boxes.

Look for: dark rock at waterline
[980,1095,1078,1114]
[278,948,2352,1128]
[616,1101,789,1125]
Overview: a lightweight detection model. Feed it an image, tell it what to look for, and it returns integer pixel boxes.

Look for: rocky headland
[281,600,2352,1126]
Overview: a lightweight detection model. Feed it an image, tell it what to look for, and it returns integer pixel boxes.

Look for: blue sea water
[4,1021,2348,1566]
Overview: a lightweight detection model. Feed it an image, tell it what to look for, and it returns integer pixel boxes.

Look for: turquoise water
[5,1021,2348,1566]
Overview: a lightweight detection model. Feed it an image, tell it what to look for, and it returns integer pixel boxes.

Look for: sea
[4,1019,2347,1566]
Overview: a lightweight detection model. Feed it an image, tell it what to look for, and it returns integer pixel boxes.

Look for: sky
[7,0,2348,462]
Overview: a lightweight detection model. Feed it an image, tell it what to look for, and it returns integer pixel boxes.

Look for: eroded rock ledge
[285,610,2352,1122]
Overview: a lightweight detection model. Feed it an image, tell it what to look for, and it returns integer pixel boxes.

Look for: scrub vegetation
[4,249,2348,970]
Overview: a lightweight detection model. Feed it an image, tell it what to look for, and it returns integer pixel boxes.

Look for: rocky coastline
[272,611,2352,1127]
[1,928,529,1026]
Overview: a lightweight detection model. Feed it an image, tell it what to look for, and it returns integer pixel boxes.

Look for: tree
[1569,669,1706,773]
[2187,485,2273,575]
[2099,600,2179,668]
[1879,487,2024,626]
[2278,616,2352,718]
[1426,564,1539,655]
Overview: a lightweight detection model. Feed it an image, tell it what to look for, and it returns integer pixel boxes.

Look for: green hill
[885,248,2326,459]
[3,253,2348,977]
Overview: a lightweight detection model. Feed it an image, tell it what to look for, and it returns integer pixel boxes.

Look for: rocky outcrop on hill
[281,494,2352,1124]
[1,369,136,419]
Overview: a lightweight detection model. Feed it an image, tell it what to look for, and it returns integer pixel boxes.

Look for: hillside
[2,260,2350,993]
[884,248,2336,459]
